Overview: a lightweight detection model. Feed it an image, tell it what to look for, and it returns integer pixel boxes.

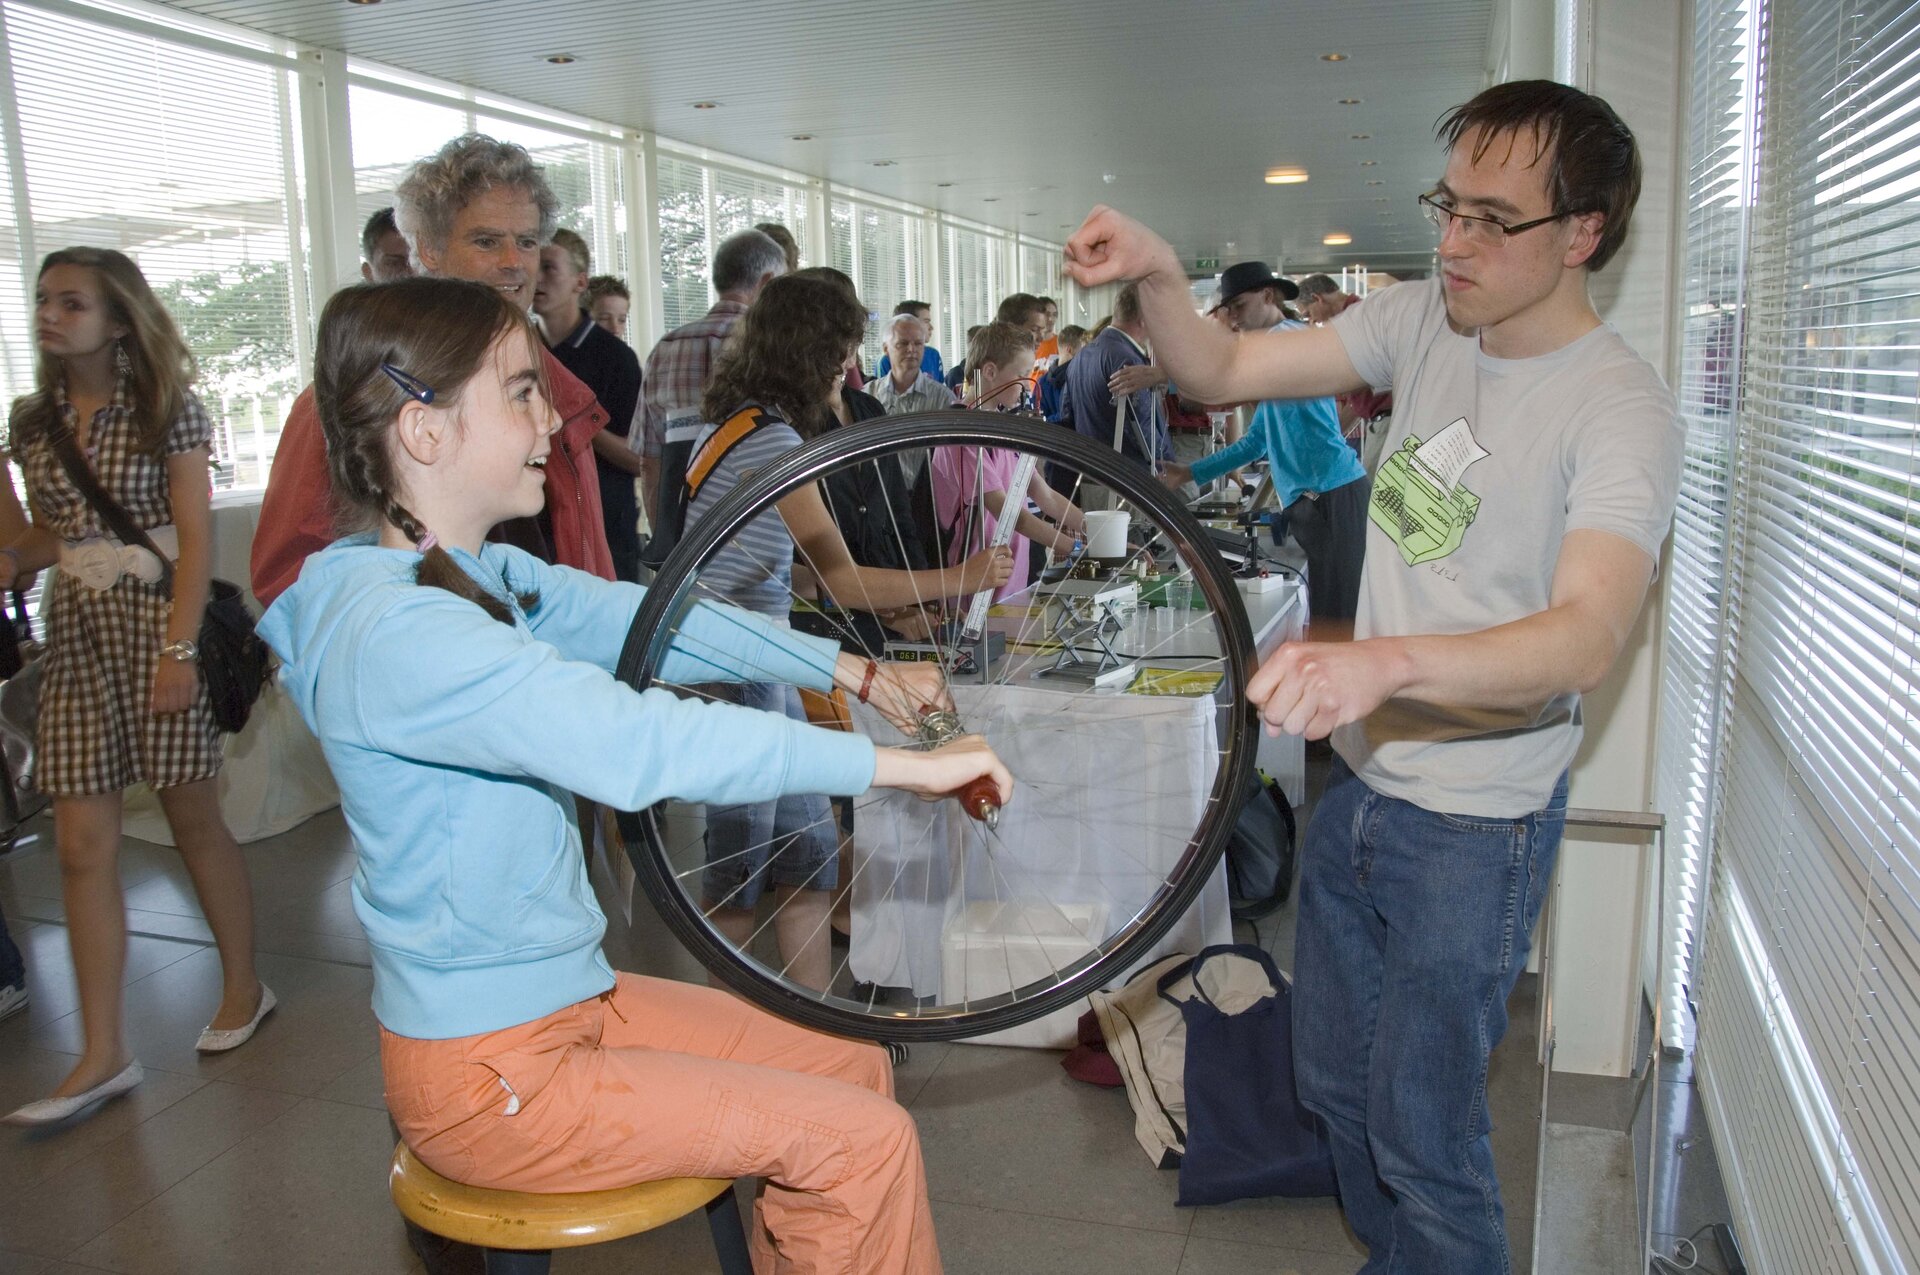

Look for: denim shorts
[699,680,840,909]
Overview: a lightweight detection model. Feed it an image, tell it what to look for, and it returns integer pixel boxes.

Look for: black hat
[1217,260,1300,303]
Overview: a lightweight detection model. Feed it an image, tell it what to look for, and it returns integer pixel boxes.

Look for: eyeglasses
[1418,192,1573,244]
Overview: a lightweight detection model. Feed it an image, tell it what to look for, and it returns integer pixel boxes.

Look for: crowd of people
[0,75,1682,1275]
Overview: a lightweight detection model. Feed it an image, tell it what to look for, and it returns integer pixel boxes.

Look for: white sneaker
[3,1059,143,1126]
[0,981,25,1024]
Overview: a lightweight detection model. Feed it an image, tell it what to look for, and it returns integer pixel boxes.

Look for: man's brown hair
[967,320,1038,375]
[1435,79,1640,272]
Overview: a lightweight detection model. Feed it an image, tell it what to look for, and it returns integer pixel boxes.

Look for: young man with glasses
[1064,80,1683,1273]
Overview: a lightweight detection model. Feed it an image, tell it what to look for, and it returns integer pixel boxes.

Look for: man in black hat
[1159,261,1371,621]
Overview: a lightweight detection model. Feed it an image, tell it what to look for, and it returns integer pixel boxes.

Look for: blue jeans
[0,904,23,988]
[1294,758,1567,1275]
[700,681,840,911]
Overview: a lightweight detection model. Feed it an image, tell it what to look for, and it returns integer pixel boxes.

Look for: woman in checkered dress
[0,249,269,1128]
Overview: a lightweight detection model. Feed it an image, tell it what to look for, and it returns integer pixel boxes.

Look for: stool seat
[389,1142,735,1251]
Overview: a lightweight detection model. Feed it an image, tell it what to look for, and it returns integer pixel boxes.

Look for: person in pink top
[931,322,1086,602]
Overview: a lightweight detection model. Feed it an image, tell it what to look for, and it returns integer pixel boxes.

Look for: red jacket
[250,349,613,608]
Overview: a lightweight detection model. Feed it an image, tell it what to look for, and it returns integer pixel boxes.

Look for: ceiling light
[1320,53,1349,62]
[1350,133,1371,140]
[690,101,720,110]
[982,197,999,202]
[1264,167,1309,185]
[1323,233,1353,246]
[1023,211,1038,217]
[346,0,381,5]
[543,53,576,64]
[1365,179,1385,186]
[1338,98,1362,105]
[871,160,896,167]
[789,133,813,141]
[1360,160,1378,167]
[936,182,954,188]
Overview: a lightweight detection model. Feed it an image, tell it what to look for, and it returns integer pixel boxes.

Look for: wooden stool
[389,1142,753,1274]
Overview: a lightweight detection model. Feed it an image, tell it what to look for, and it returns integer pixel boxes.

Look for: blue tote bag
[1159,944,1338,1206]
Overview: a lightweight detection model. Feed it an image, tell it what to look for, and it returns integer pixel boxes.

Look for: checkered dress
[6,381,221,796]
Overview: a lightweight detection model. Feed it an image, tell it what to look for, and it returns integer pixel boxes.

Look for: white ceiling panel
[156,0,1489,274]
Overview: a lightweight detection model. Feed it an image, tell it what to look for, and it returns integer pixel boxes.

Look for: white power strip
[1236,572,1291,595]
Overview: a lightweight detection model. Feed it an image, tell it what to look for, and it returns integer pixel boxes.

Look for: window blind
[0,0,302,490]
[1673,0,1920,1269]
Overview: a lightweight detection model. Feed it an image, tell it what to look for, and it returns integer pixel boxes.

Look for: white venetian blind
[1678,0,1920,1269]
[1653,0,1756,1057]
[0,0,303,490]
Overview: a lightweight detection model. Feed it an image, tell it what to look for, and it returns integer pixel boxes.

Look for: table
[845,575,1305,1047]
[122,491,339,846]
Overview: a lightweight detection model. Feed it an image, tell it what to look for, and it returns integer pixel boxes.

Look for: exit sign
[1193,257,1221,271]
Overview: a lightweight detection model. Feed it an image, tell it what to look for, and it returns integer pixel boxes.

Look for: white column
[295,47,356,298]
[626,131,663,355]
[805,178,830,271]
[1544,0,1687,1077]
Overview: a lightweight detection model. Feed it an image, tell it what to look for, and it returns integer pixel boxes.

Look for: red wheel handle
[955,775,1002,824]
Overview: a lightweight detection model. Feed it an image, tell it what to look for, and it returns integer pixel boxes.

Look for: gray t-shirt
[1328,278,1684,818]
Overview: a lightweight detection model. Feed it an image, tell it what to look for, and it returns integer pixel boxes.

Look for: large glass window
[655,152,810,336]
[0,2,302,490]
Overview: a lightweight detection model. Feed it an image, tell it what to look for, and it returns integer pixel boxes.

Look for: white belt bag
[61,523,178,591]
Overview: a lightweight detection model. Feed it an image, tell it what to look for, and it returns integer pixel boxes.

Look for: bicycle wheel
[614,410,1258,1040]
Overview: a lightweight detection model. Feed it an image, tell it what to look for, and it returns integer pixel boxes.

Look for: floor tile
[0,1249,55,1273]
[255,877,362,943]
[1536,1124,1639,1275]
[311,1050,386,1112]
[0,1055,206,1197]
[1187,1194,1364,1258]
[913,1043,1193,1234]
[0,1080,301,1260]
[890,1040,952,1108]
[69,1097,419,1275]
[1177,1235,1359,1274]
[932,1200,1187,1275]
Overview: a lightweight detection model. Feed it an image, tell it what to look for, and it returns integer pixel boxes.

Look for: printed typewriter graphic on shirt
[1369,416,1490,566]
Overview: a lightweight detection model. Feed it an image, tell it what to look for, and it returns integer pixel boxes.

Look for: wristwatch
[159,638,199,663]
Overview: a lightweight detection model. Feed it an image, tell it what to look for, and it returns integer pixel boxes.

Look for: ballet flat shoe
[195,984,276,1053]
[3,1059,143,1126]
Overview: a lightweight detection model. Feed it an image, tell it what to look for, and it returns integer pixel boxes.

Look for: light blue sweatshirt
[258,537,877,1039]
[1189,320,1366,507]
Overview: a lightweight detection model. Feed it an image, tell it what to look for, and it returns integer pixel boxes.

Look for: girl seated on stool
[259,277,1009,1274]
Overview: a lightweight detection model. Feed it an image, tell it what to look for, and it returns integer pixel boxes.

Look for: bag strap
[685,406,767,501]
[45,422,176,594]
[1161,943,1282,1013]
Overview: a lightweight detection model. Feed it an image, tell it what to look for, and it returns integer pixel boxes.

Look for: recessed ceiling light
[346,0,381,5]
[1023,211,1039,216]
[982,196,999,202]
[936,182,954,188]
[1360,160,1378,167]
[1350,133,1371,141]
[871,160,896,167]
[1338,98,1362,105]
[789,133,813,141]
[1323,233,1353,246]
[1374,196,1390,202]
[1365,179,1385,186]
[543,53,576,64]
[1264,167,1309,185]
[691,101,720,110]
[1320,52,1349,62]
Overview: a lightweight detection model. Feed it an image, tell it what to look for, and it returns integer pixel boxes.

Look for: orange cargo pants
[380,972,940,1274]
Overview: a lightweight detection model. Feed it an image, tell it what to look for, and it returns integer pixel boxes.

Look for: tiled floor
[0,771,1574,1275]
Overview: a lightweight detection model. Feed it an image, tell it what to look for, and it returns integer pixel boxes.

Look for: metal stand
[1529,806,1666,1275]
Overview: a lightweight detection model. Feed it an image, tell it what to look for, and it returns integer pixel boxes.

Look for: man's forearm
[1381,602,1631,712]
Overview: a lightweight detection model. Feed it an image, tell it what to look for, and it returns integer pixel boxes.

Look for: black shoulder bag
[47,423,270,734]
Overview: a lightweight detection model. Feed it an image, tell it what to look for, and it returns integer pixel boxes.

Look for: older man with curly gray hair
[394,132,561,310]
[250,133,616,608]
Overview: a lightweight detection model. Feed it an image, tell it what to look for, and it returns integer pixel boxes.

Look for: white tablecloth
[847,680,1233,1047]
[122,491,339,845]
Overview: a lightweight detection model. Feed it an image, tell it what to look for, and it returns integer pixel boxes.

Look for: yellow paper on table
[1006,637,1065,655]
[988,603,1044,618]
[1127,666,1226,697]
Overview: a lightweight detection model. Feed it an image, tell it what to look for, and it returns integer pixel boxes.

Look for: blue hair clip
[381,363,436,405]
